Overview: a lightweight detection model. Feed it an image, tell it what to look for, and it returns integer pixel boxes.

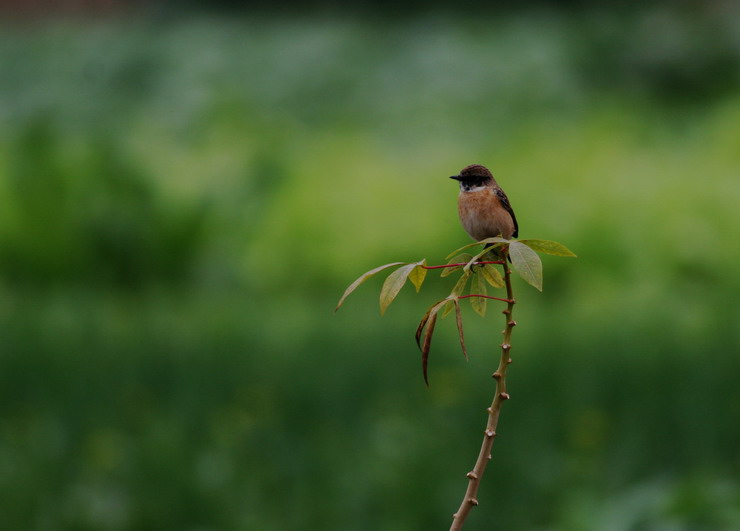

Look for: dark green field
[1,8,739,530]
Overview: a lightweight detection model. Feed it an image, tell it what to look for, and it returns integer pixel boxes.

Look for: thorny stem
[422,261,504,270]
[450,258,516,530]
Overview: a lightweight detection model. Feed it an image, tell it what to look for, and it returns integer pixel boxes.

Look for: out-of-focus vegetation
[1,5,739,530]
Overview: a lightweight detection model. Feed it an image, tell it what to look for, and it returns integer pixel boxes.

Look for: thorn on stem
[502,309,511,315]
[468,498,479,506]
[501,343,511,351]
[485,429,496,437]
[500,392,510,400]
[492,372,502,380]
[508,320,517,327]
[466,471,478,479]
[507,358,513,364]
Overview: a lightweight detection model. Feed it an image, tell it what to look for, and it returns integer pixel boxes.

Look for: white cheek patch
[461,183,487,193]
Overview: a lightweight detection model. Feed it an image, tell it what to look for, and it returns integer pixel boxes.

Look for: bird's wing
[494,188,519,238]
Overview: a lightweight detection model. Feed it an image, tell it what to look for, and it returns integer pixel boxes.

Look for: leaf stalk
[458,294,514,304]
[422,260,504,270]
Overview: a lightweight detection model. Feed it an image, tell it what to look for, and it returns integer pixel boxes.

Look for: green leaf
[480,263,504,288]
[454,299,468,360]
[509,241,543,291]
[379,263,417,315]
[408,260,428,292]
[445,237,510,260]
[335,262,407,312]
[441,253,473,277]
[451,270,471,296]
[440,299,456,319]
[518,239,577,257]
[470,272,487,317]
[464,245,503,273]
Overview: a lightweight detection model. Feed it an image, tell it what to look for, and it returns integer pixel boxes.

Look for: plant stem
[450,259,516,530]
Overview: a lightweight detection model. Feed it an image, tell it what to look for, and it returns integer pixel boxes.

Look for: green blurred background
[1,2,739,530]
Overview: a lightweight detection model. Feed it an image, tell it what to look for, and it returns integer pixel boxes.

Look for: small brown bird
[450,164,518,241]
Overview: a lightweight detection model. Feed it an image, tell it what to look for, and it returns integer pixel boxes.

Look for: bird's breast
[458,188,515,241]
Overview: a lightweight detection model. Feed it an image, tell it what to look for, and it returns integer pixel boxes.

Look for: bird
[450,164,518,242]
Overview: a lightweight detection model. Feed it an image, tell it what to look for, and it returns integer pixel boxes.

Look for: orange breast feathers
[457,188,516,241]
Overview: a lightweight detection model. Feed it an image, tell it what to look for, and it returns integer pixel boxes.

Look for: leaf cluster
[335,238,575,383]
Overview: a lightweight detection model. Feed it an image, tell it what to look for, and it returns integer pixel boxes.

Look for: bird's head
[450,164,495,186]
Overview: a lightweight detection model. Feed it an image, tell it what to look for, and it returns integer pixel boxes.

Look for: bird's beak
[450,175,462,181]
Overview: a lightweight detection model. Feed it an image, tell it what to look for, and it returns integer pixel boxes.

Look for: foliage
[336,238,575,385]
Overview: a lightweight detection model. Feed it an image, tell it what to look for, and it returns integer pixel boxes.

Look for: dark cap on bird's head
[450,164,494,184]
